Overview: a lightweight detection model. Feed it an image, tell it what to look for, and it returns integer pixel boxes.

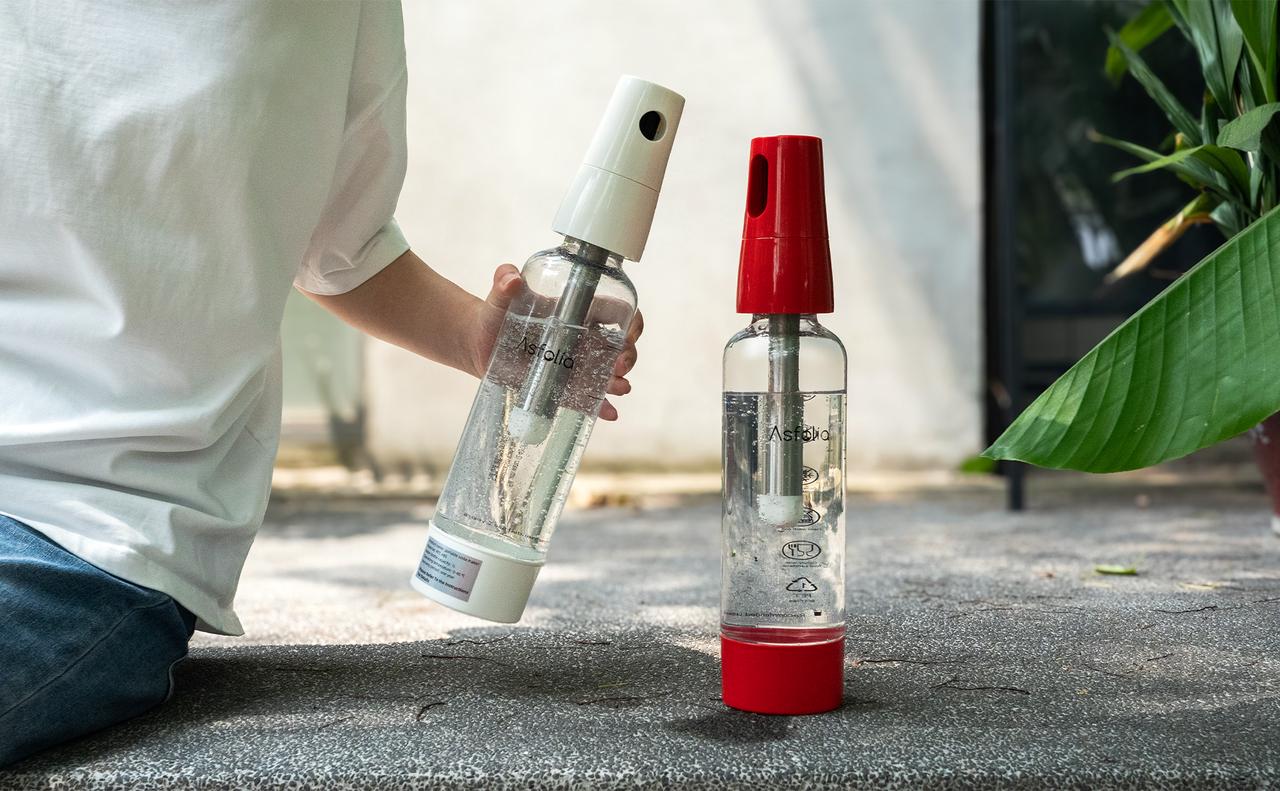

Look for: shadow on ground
[5,489,1280,789]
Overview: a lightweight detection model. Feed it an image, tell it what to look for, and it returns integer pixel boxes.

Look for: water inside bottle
[721,391,846,642]
[433,312,626,558]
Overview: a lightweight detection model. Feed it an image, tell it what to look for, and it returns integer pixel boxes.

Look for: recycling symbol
[786,577,818,593]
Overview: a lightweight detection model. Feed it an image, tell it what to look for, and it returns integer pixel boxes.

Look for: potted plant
[985,0,1280,530]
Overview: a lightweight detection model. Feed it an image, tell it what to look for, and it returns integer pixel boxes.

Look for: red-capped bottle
[721,136,846,715]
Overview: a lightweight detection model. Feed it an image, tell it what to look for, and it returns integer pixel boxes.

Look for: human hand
[466,264,524,380]
[470,264,644,422]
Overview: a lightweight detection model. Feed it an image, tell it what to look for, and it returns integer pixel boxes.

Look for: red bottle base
[720,633,844,715]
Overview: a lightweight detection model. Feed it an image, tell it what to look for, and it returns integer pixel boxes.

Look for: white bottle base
[409,521,544,624]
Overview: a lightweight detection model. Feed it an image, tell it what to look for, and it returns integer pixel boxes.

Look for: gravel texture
[3,482,1279,789]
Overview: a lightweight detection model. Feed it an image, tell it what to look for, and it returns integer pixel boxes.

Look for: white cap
[552,76,685,261]
[410,521,544,623]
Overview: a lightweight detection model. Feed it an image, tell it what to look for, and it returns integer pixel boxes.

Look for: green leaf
[1171,0,1245,112]
[1231,0,1278,103]
[957,455,996,474]
[1090,129,1173,162]
[1106,2,1176,84]
[1211,200,1245,235]
[1095,129,1244,203]
[1093,131,1252,209]
[1091,130,1221,196]
[1236,51,1264,110]
[1165,0,1192,39]
[1203,90,1225,142]
[1108,29,1203,145]
[1215,0,1247,105]
[1219,101,1280,182]
[1218,102,1280,149]
[984,205,1280,472]
[1095,564,1139,575]
[1112,143,1251,199]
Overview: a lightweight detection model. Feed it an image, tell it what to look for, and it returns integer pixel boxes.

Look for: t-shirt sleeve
[294,1,410,296]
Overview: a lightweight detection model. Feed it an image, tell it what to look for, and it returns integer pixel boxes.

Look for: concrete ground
[4,477,1279,789]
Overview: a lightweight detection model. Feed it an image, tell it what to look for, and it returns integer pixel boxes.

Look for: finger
[485,264,522,310]
[626,311,644,344]
[606,376,631,396]
[599,400,618,421]
[613,346,638,376]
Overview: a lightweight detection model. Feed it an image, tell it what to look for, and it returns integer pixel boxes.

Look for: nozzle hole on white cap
[638,110,666,141]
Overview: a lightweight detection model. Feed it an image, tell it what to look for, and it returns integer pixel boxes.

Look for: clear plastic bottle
[721,316,847,702]
[429,238,634,561]
[411,77,684,623]
[720,136,846,715]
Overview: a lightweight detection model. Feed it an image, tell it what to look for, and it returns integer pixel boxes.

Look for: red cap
[737,135,834,314]
[721,634,844,715]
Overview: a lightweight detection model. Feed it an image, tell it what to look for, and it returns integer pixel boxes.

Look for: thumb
[485,264,523,311]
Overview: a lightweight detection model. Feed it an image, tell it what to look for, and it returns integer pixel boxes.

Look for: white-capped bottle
[412,77,684,623]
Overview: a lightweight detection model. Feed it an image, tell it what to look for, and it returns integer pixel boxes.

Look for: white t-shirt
[0,1,410,634]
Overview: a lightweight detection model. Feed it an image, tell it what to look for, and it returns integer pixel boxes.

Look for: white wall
[366,0,982,471]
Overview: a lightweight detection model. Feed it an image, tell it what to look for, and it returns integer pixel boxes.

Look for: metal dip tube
[764,313,803,508]
[513,241,609,425]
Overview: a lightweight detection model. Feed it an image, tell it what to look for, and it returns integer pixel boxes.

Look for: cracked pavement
[4,481,1279,789]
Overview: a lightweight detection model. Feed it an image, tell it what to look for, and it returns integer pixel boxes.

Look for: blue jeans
[0,515,195,766]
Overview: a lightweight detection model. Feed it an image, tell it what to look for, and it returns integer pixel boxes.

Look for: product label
[766,423,833,443]
[518,333,575,369]
[416,536,483,602]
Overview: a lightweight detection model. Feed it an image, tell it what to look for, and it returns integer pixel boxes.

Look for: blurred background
[275,0,1233,494]
[281,0,980,479]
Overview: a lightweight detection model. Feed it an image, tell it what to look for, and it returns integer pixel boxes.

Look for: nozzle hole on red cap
[747,154,768,217]
[638,110,666,141]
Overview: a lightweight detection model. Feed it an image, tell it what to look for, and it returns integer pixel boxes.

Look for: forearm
[300,250,484,376]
